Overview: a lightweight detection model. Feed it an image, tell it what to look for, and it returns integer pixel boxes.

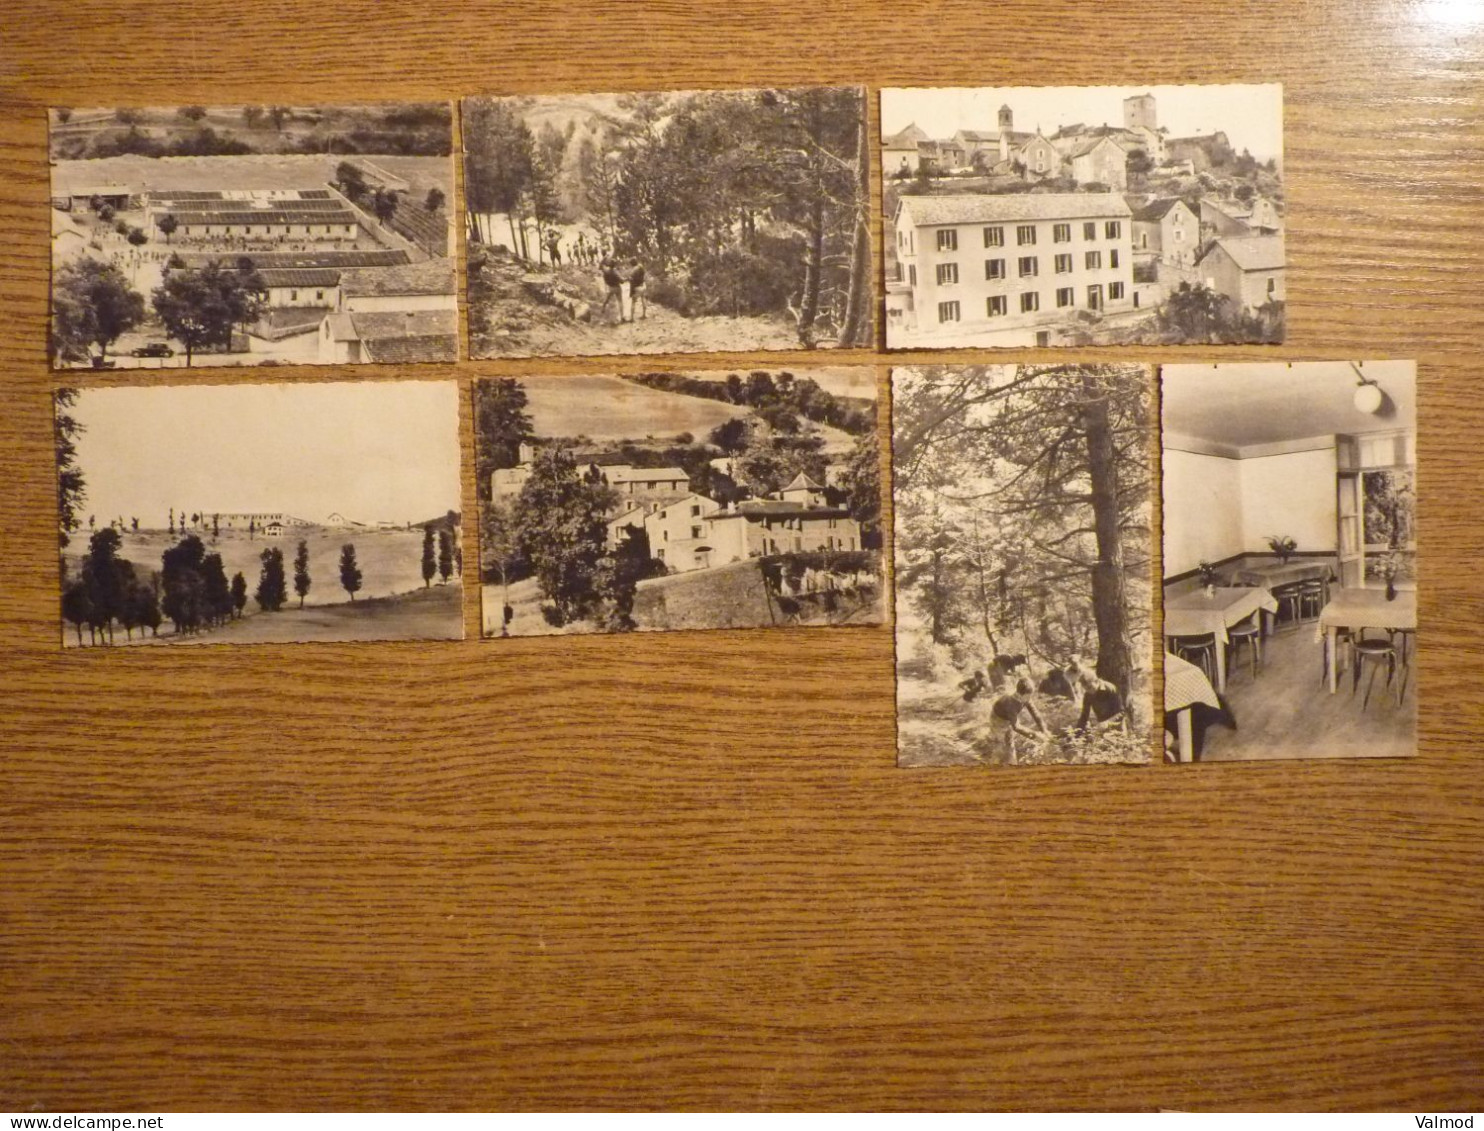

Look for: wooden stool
[1273,583,1302,629]
[1298,579,1325,621]
[1170,634,1218,684]
[1225,616,1262,681]
[1352,631,1398,710]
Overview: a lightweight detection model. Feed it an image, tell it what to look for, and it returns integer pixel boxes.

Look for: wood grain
[2,0,1482,1111]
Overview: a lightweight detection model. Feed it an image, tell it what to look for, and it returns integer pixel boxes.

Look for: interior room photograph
[1161,360,1416,762]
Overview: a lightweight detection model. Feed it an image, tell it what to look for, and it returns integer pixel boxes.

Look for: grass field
[146,583,461,645]
[66,525,451,604]
[522,374,750,443]
[62,526,463,646]
[52,154,452,199]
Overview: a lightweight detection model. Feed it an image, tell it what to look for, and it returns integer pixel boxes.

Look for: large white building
[887,192,1135,346]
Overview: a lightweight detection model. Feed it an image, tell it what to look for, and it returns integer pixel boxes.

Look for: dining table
[1231,559,1336,590]
[1164,650,1222,763]
[1163,585,1280,693]
[1318,587,1418,693]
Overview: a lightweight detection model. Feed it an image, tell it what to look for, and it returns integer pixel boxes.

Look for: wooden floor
[1199,617,1416,761]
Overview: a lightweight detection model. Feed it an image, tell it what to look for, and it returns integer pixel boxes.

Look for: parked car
[130,342,174,358]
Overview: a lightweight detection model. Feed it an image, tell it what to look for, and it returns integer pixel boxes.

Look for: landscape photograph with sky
[54,380,464,646]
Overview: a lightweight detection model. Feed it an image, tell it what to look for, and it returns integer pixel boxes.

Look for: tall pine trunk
[796,195,824,347]
[837,105,872,347]
[1080,371,1132,699]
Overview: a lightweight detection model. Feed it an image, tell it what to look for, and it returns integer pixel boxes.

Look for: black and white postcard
[1161,361,1417,761]
[49,104,457,369]
[892,363,1154,766]
[881,85,1284,349]
[474,370,884,636]
[55,381,463,645]
[462,89,873,359]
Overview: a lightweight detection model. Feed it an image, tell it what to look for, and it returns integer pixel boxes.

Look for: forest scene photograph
[475,369,883,637]
[462,87,873,358]
[54,381,463,646]
[892,363,1154,766]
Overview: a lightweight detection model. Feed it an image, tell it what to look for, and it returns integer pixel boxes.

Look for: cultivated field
[52,154,452,198]
[525,374,750,443]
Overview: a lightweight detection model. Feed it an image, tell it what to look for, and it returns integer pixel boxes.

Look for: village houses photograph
[462,88,873,358]
[49,104,457,369]
[55,381,464,645]
[881,85,1284,349]
[474,370,884,637]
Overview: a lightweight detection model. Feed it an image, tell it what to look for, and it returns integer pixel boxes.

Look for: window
[691,526,704,539]
[983,226,1004,247]
[691,504,701,516]
[936,229,958,252]
[1086,250,1102,270]
[1109,281,1124,300]
[315,290,325,301]
[1110,249,1120,269]
[1053,223,1071,243]
[662,530,669,541]
[908,265,917,287]
[1054,253,1072,274]
[936,262,959,285]
[1056,287,1074,308]
[290,290,298,301]
[1105,220,1121,239]
[938,300,960,323]
[1268,277,1277,296]
[1140,233,1148,249]
[985,258,1006,280]
[987,294,1007,317]
[1018,256,1038,278]
[1020,292,1040,313]
[657,549,665,561]
[1083,221,1097,240]
[1017,224,1036,245]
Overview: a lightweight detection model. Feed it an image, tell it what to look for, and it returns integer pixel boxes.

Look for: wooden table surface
[2,0,1481,1112]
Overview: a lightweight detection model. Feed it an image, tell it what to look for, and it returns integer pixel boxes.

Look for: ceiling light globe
[1353,383,1383,415]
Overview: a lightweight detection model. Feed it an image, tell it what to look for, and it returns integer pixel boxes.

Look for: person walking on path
[544,230,562,266]
[600,258,625,324]
[626,261,647,321]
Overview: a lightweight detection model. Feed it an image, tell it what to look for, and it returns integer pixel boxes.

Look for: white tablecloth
[1164,586,1279,645]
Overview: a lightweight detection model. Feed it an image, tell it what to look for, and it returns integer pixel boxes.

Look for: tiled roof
[258,268,341,288]
[348,308,458,342]
[606,466,688,484]
[711,502,851,522]
[1208,234,1286,272]
[1068,135,1124,159]
[898,192,1132,227]
[183,250,411,269]
[781,472,824,490]
[363,334,458,364]
[1131,198,1191,222]
[883,122,930,147]
[340,259,455,298]
[171,210,357,226]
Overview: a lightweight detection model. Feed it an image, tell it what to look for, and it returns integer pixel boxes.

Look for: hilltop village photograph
[55,381,463,645]
[48,103,457,369]
[881,84,1284,349]
[892,363,1154,766]
[462,88,873,358]
[474,370,883,637]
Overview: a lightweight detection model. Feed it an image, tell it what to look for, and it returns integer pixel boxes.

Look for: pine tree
[255,547,287,612]
[421,525,436,588]
[230,572,248,619]
[339,544,362,602]
[293,539,312,608]
[437,528,454,585]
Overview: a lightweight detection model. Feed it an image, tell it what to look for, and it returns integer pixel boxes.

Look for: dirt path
[470,257,803,359]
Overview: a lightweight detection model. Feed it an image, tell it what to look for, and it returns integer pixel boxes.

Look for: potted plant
[1379,551,1404,601]
[1197,561,1220,595]
[1265,534,1297,564]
